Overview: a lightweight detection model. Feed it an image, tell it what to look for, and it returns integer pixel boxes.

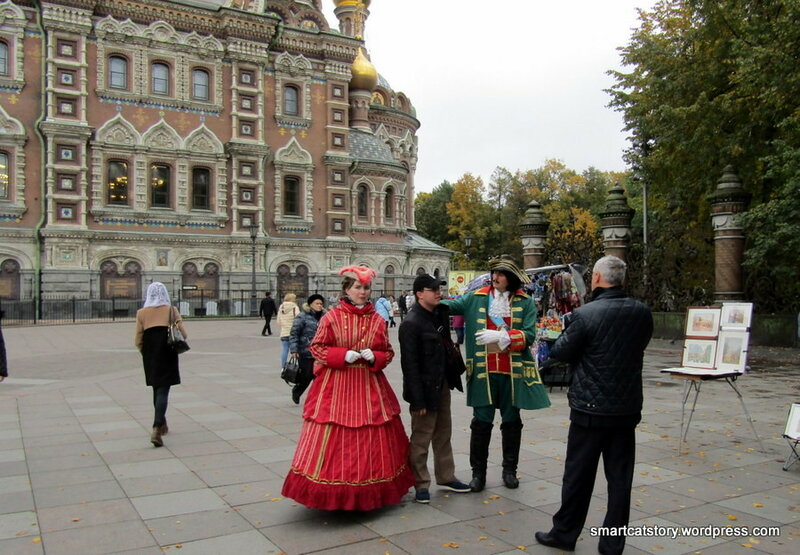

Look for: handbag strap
[168,305,175,327]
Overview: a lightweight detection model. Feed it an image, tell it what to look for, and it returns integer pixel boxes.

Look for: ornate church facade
[0,0,450,303]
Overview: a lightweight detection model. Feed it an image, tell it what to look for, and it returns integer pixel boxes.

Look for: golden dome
[350,47,377,91]
[334,0,371,7]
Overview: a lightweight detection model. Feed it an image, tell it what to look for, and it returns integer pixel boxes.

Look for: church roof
[405,233,454,253]
[349,129,397,164]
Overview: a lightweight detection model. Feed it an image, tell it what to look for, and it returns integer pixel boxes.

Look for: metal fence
[0,291,267,327]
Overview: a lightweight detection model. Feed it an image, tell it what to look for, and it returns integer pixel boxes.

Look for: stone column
[707,165,751,301]
[518,200,549,269]
[599,182,635,262]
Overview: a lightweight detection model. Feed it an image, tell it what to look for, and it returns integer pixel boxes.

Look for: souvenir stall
[528,264,588,388]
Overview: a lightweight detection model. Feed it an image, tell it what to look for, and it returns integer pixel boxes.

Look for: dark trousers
[152,385,171,428]
[550,420,636,554]
[291,357,315,399]
[261,318,272,335]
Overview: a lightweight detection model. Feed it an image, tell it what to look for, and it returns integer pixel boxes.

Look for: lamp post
[248,223,259,316]
[463,234,473,266]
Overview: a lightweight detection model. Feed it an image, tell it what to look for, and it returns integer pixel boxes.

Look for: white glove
[475,329,504,344]
[360,348,375,363]
[345,350,361,363]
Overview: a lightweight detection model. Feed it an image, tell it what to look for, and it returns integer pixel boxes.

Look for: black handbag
[443,337,466,376]
[167,307,190,354]
[281,357,300,385]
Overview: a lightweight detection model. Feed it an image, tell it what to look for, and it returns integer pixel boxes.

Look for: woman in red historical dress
[281,266,414,511]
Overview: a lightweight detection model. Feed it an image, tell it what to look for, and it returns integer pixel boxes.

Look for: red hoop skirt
[281,301,414,511]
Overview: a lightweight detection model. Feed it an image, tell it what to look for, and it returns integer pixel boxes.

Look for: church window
[284,85,299,116]
[150,163,171,207]
[109,56,128,89]
[284,176,300,216]
[151,62,170,95]
[192,68,210,101]
[0,151,9,199]
[357,185,368,218]
[385,186,394,219]
[106,160,129,205]
[0,42,8,76]
[192,167,211,210]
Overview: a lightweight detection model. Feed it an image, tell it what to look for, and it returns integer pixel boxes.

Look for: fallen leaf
[443,541,460,548]
[488,494,501,500]
[727,514,738,521]
[271,497,282,502]
[482,500,490,504]
[498,511,505,515]
[16,531,28,537]
[752,503,763,508]
[32,538,41,543]
[478,536,488,541]
[72,518,81,522]
[517,546,527,551]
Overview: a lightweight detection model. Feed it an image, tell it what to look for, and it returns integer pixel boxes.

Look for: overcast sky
[321,0,655,193]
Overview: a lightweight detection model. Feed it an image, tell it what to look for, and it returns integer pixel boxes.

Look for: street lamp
[464,234,473,263]
[248,223,259,316]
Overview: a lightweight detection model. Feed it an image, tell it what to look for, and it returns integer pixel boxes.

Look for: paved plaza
[0,319,798,554]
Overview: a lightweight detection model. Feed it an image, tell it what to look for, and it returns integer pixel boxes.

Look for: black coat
[550,287,653,417]
[0,311,7,378]
[399,303,462,412]
[141,326,180,387]
[288,306,322,360]
[259,297,277,319]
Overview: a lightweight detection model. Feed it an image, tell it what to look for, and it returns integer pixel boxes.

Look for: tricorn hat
[338,265,377,285]
[487,255,531,285]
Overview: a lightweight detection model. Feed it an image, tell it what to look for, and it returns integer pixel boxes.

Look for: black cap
[413,274,447,293]
[307,294,324,306]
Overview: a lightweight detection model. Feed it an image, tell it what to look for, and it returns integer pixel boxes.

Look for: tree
[607,0,800,311]
[445,173,496,268]
[414,181,455,248]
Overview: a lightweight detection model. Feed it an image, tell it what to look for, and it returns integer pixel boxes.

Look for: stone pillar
[599,182,635,262]
[348,89,372,131]
[707,165,751,302]
[518,200,549,269]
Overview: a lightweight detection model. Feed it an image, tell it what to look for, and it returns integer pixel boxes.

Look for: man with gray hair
[535,255,653,555]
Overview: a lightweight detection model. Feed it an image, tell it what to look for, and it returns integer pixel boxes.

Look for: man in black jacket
[535,255,653,555]
[259,292,277,336]
[399,274,471,504]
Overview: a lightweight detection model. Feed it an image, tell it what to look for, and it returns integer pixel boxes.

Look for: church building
[0,0,450,304]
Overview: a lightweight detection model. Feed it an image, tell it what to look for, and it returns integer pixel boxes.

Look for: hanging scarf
[143,282,171,308]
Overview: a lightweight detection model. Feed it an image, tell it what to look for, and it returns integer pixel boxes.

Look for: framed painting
[714,331,749,372]
[720,302,753,330]
[682,338,717,369]
[685,307,721,338]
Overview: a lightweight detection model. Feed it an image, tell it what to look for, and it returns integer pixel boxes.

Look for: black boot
[469,418,493,492]
[501,419,523,488]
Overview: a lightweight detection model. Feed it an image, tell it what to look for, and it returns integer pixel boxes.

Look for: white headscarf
[143,282,171,308]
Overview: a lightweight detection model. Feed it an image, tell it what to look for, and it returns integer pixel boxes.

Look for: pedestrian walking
[399,274,471,504]
[277,293,299,368]
[134,282,188,447]
[0,310,7,382]
[288,294,325,405]
[259,291,277,335]
[282,266,414,510]
[535,255,653,554]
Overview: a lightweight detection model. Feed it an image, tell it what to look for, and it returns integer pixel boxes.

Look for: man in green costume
[443,256,550,491]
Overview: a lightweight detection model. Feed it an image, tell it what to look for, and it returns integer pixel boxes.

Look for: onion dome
[334,0,371,7]
[350,47,378,91]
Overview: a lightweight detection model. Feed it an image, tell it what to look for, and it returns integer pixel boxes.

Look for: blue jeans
[281,337,290,367]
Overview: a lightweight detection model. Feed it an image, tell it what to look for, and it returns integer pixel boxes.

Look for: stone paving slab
[0,321,798,554]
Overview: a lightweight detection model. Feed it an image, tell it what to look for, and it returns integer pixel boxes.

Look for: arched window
[109,56,128,89]
[0,42,8,76]
[283,176,300,216]
[150,163,171,207]
[192,167,210,209]
[0,259,20,300]
[357,185,368,218]
[0,151,9,199]
[106,160,129,205]
[384,186,394,219]
[284,85,299,116]
[192,68,209,101]
[151,62,169,95]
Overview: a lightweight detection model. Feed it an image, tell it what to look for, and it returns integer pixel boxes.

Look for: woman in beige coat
[135,282,188,447]
[277,293,299,368]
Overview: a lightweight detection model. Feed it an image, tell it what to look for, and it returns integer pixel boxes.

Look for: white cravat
[489,289,511,319]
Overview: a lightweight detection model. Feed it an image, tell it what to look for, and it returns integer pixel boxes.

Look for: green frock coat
[443,287,550,410]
